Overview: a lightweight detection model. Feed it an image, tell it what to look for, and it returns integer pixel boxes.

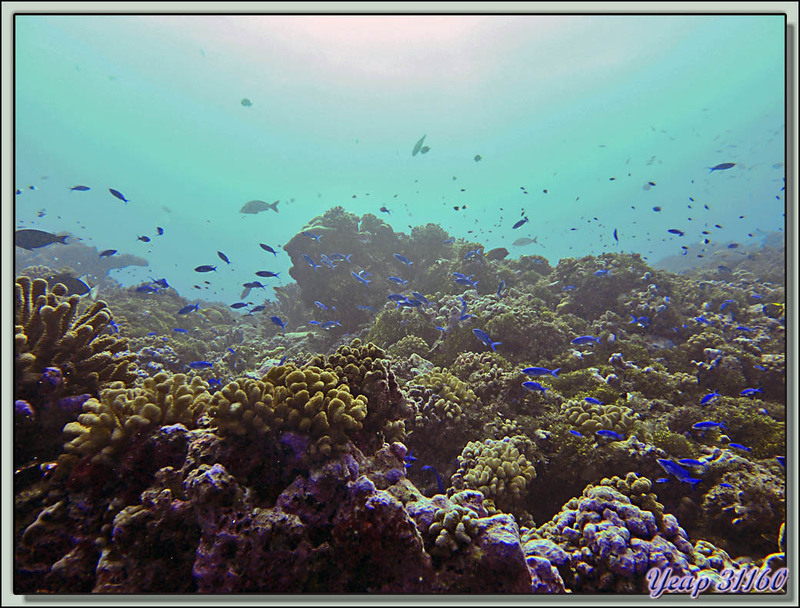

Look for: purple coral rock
[389,441,407,461]
[350,475,376,497]
[526,554,567,593]
[524,538,570,566]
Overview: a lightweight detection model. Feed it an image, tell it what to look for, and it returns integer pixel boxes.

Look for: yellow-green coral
[428,504,480,557]
[412,367,479,426]
[62,372,212,464]
[387,335,430,360]
[15,276,138,399]
[598,472,666,532]
[561,398,639,436]
[209,364,367,459]
[454,436,537,512]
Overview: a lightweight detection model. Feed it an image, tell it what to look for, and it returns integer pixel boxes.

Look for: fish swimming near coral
[46,274,90,296]
[270,315,287,331]
[15,229,69,250]
[99,249,117,257]
[512,217,529,230]
[240,199,279,214]
[177,303,199,315]
[522,381,548,393]
[256,271,280,278]
[522,366,560,377]
[473,328,501,351]
[485,248,509,261]
[571,336,600,345]
[187,361,213,369]
[393,253,412,266]
[596,430,624,440]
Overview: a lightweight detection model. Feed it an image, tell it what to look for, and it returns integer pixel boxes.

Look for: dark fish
[187,361,213,369]
[653,206,662,212]
[571,336,600,345]
[260,243,278,256]
[473,328,501,351]
[380,206,391,214]
[230,302,249,309]
[314,300,328,310]
[613,228,618,242]
[387,294,406,302]
[70,185,90,191]
[194,265,217,272]
[667,229,684,236]
[411,292,428,305]
[240,199,279,214]
[388,276,407,286]
[421,465,444,494]
[357,305,375,312]
[594,269,610,277]
[138,235,151,242]
[393,253,412,265]
[301,231,322,242]
[496,280,506,298]
[351,271,370,286]
[255,270,280,278]
[569,430,583,437]
[241,98,253,107]
[321,320,341,329]
[217,251,230,264]
[47,274,90,296]
[474,154,482,162]
[270,316,287,331]
[708,162,735,172]
[485,247,509,261]
[109,188,129,203]
[152,278,169,288]
[412,134,426,156]
[15,229,68,250]
[250,305,266,313]
[136,284,158,294]
[156,227,164,235]
[243,281,265,289]
[678,459,706,468]
[740,387,763,397]
[512,217,529,230]
[420,145,430,154]
[728,443,751,452]
[99,249,117,257]
[177,303,199,315]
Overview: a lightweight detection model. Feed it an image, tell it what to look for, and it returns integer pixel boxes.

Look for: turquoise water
[14,15,785,299]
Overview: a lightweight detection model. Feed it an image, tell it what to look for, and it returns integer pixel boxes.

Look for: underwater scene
[12,14,790,597]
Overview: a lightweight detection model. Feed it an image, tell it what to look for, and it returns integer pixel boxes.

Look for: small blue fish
[459,313,474,321]
[522,381,548,393]
[593,269,610,277]
[136,284,158,293]
[678,458,706,468]
[667,228,685,236]
[458,297,468,312]
[147,331,158,336]
[692,421,726,430]
[208,378,222,388]
[719,299,735,311]
[177,303,199,315]
[301,231,322,242]
[421,465,444,494]
[329,253,351,262]
[321,320,341,329]
[453,272,468,279]
[314,301,328,311]
[740,387,763,397]
[217,251,231,264]
[402,299,423,308]
[680,477,703,489]
[719,483,735,488]
[562,285,576,291]
[571,336,600,345]
[187,361,213,369]
[108,319,119,334]
[260,243,278,256]
[309,320,321,325]
[473,328,501,351]
[694,316,713,325]
[99,249,117,258]
[496,280,506,298]
[700,391,720,405]
[753,365,766,371]
[351,271,370,286]
[464,249,483,260]
[728,443,751,452]
[270,316,287,331]
[522,367,560,377]
[302,254,320,271]
[736,326,754,332]
[596,430,624,440]
[411,292,428,306]
[153,278,169,288]
[255,271,280,278]
[387,294,406,302]
[173,328,189,334]
[443,237,455,244]
[388,276,407,286]
[357,305,375,312]
[455,277,478,289]
[657,459,691,479]
[393,253,413,266]
[230,302,249,309]
[70,185,91,191]
[194,265,216,273]
[584,397,602,405]
[138,235,151,243]
[569,430,584,438]
[404,449,418,469]
[156,227,164,235]
[776,456,786,468]
[708,162,736,172]
[319,254,337,270]
[655,478,670,484]
[511,217,529,230]
[109,188,129,203]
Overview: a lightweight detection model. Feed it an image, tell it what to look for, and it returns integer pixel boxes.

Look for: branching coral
[15,276,138,401]
[561,398,639,436]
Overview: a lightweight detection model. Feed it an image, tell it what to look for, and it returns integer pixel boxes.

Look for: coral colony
[14,207,786,594]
